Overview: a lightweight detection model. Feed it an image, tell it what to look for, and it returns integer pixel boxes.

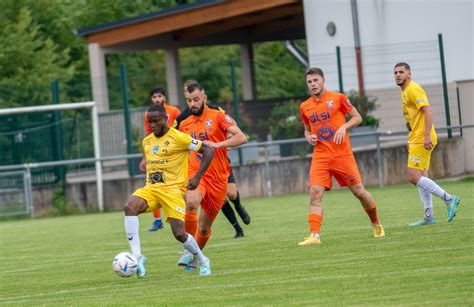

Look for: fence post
[336,46,344,93]
[264,143,272,197]
[438,33,452,138]
[375,133,384,188]
[51,80,65,182]
[230,59,243,165]
[120,63,135,176]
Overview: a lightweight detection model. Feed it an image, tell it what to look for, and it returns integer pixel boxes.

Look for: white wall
[303,0,473,88]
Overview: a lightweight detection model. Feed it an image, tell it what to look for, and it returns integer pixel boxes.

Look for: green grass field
[1,179,473,305]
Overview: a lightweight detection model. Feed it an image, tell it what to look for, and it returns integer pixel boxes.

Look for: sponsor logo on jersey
[409,156,421,163]
[309,111,331,124]
[176,207,186,214]
[416,99,425,104]
[317,126,335,141]
[225,115,233,123]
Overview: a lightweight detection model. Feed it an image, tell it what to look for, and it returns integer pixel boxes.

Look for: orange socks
[364,206,380,224]
[153,208,161,219]
[196,230,212,250]
[185,211,198,237]
[308,213,323,234]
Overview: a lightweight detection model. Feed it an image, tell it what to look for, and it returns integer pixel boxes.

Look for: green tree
[0,7,73,107]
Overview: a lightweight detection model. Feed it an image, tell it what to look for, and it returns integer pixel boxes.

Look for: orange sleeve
[300,102,309,125]
[144,111,152,135]
[339,94,353,115]
[216,112,236,131]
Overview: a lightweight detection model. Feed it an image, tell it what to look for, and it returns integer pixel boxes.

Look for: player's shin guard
[153,208,161,219]
[364,206,380,224]
[308,213,322,235]
[196,229,212,250]
[185,211,198,237]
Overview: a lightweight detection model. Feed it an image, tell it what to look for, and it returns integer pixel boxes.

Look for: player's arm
[187,143,214,190]
[420,105,434,149]
[205,125,248,149]
[334,107,362,144]
[304,124,317,145]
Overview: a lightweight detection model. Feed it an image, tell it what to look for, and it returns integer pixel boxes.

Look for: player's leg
[184,187,203,237]
[169,218,210,275]
[149,208,164,231]
[221,199,244,238]
[298,184,325,246]
[123,193,150,278]
[409,168,436,226]
[299,158,331,246]
[347,183,385,237]
[408,144,460,222]
[227,177,251,225]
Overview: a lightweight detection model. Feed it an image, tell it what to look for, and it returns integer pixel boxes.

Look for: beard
[191,103,205,116]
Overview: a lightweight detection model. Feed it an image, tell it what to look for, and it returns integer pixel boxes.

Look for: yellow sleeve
[176,129,202,152]
[408,85,429,109]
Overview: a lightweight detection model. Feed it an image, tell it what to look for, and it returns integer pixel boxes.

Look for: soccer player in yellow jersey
[394,63,460,226]
[123,104,215,277]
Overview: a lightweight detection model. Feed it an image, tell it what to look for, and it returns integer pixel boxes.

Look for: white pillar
[457,79,474,172]
[88,43,109,113]
[240,43,255,101]
[165,47,183,107]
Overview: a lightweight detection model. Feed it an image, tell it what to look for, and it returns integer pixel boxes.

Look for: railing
[0,124,472,217]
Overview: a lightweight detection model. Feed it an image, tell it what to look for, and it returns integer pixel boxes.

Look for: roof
[76,0,223,37]
[75,0,304,51]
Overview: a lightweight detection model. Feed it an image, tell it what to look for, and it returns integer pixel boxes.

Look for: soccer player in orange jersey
[140,87,181,232]
[298,67,385,246]
[177,81,247,267]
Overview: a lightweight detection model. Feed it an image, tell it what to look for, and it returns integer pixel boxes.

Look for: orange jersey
[300,90,353,158]
[178,106,236,182]
[144,103,181,135]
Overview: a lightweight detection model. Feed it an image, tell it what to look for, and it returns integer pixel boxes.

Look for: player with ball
[120,103,214,278]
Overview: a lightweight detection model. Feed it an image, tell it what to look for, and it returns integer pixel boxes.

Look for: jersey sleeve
[339,94,353,114]
[300,103,309,125]
[176,129,202,152]
[144,112,152,135]
[408,85,429,109]
[216,112,236,131]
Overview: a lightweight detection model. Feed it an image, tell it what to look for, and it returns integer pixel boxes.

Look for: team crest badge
[152,146,160,154]
[205,120,212,127]
[327,100,334,108]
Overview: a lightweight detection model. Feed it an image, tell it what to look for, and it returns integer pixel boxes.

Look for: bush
[265,101,304,139]
[347,91,379,127]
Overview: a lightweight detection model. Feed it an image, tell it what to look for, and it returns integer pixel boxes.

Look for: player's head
[305,67,325,97]
[184,81,207,116]
[149,87,166,105]
[147,103,169,136]
[184,79,206,95]
[394,63,411,87]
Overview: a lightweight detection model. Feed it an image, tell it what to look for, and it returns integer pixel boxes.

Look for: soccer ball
[113,252,138,278]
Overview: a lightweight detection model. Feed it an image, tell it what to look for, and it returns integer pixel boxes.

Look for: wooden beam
[175,4,302,41]
[86,0,301,47]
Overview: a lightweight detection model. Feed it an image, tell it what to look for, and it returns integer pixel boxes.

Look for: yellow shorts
[407,143,436,170]
[132,187,186,222]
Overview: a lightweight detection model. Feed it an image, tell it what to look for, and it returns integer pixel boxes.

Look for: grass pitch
[1,179,473,305]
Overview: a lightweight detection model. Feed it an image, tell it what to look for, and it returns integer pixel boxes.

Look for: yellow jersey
[401,80,437,144]
[142,128,202,193]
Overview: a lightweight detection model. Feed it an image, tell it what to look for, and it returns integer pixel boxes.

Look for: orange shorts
[309,154,361,190]
[195,175,227,221]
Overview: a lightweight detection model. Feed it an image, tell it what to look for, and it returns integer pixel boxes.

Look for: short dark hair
[149,87,166,97]
[185,82,204,94]
[394,62,410,70]
[305,67,324,78]
[148,103,166,114]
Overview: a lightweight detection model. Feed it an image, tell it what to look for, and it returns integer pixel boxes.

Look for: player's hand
[187,176,200,190]
[139,158,146,171]
[334,126,347,144]
[424,135,433,150]
[203,140,221,149]
[306,134,318,145]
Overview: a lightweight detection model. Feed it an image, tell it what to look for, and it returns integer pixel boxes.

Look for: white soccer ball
[113,252,138,278]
